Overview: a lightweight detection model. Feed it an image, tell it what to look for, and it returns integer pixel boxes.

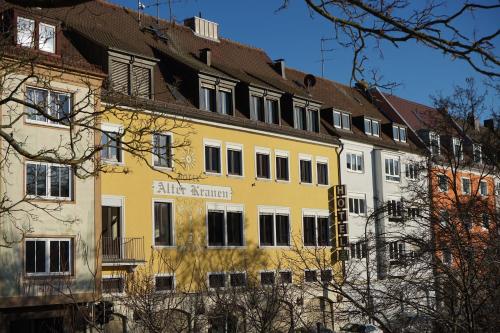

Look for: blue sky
[112,0,498,111]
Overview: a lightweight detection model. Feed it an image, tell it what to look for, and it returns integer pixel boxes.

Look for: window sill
[258,245,292,249]
[317,183,329,187]
[207,245,246,249]
[153,245,176,249]
[153,165,173,171]
[255,177,272,181]
[385,178,401,184]
[102,160,125,166]
[204,171,222,176]
[347,170,364,174]
[27,196,74,204]
[227,173,244,179]
[25,119,70,129]
[275,179,291,183]
[25,273,73,279]
[299,182,313,186]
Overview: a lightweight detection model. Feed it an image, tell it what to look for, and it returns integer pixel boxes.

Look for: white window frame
[387,196,404,221]
[255,147,272,180]
[364,118,380,137]
[38,22,56,53]
[385,156,401,182]
[257,206,291,248]
[429,132,441,156]
[392,124,407,143]
[346,151,363,173]
[316,157,329,186]
[154,273,176,292]
[461,177,471,195]
[25,86,72,128]
[275,149,290,183]
[25,161,72,200]
[152,198,175,248]
[152,132,173,170]
[17,17,35,48]
[203,139,223,175]
[101,123,125,165]
[479,180,488,196]
[405,163,419,180]
[348,193,367,216]
[350,239,368,260]
[206,203,245,248]
[226,143,244,177]
[25,237,72,276]
[333,110,351,130]
[302,209,330,247]
[299,154,313,185]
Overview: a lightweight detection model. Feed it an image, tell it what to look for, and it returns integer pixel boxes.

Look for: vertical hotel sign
[330,184,349,262]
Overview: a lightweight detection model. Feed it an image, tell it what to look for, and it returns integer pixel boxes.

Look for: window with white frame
[364,118,380,137]
[350,240,367,260]
[155,275,174,291]
[26,162,71,200]
[207,204,244,247]
[200,85,216,112]
[101,131,122,163]
[452,137,463,160]
[218,89,233,115]
[473,144,482,164]
[266,98,280,125]
[392,124,407,142]
[407,207,420,218]
[26,87,71,125]
[479,180,488,196]
[17,17,35,48]
[252,95,266,122]
[299,156,312,183]
[294,105,319,132]
[275,151,289,181]
[333,110,351,130]
[385,157,401,181]
[25,238,71,275]
[303,212,330,246]
[256,148,271,179]
[429,132,441,156]
[387,199,403,221]
[405,163,419,180]
[388,241,405,261]
[227,144,243,176]
[316,159,329,185]
[346,152,363,172]
[153,133,172,168]
[259,208,290,246]
[204,141,221,174]
[348,196,366,216]
[39,22,56,53]
[251,94,280,125]
[438,175,449,192]
[153,201,173,246]
[462,178,471,195]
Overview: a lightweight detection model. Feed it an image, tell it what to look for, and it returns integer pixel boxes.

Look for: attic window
[16,17,55,54]
[392,124,407,143]
[249,88,281,125]
[364,118,380,137]
[333,110,351,131]
[109,53,154,99]
[198,75,236,116]
[294,105,319,133]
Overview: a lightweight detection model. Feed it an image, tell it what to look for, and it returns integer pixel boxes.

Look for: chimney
[184,16,219,41]
[484,118,497,130]
[467,113,480,131]
[200,48,211,67]
[274,59,286,79]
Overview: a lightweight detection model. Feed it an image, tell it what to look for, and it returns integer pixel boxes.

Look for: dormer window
[364,118,380,137]
[392,124,407,143]
[16,17,55,54]
[109,52,154,99]
[333,110,351,131]
[249,88,281,125]
[429,132,440,156]
[199,75,236,115]
[201,85,216,112]
[294,106,319,132]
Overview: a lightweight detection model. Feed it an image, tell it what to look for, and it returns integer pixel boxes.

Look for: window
[26,162,71,200]
[155,275,174,291]
[39,23,55,53]
[308,109,320,133]
[227,145,243,176]
[407,207,420,218]
[26,87,71,125]
[304,270,317,282]
[346,152,363,172]
[218,90,233,115]
[429,132,441,156]
[17,17,35,48]
[110,56,153,98]
[438,175,449,192]
[385,157,401,182]
[154,201,173,246]
[479,181,488,196]
[256,150,271,179]
[303,214,330,246]
[392,125,407,142]
[294,106,307,130]
[275,153,289,181]
[200,86,216,112]
[316,161,329,185]
[333,111,351,130]
[405,164,419,180]
[482,213,490,229]
[260,272,275,286]
[364,118,380,137]
[266,99,280,125]
[452,137,463,160]
[279,271,292,284]
[348,197,366,216]
[320,269,332,282]
[350,241,367,260]
[300,158,312,183]
[387,199,403,221]
[294,106,319,132]
[208,273,226,289]
[462,178,471,195]
[103,278,124,293]
[153,133,172,168]
[252,95,265,122]
[25,238,71,275]
[473,144,482,164]
[205,143,221,174]
[207,206,244,247]
[259,209,290,246]
[101,131,122,163]
[229,273,246,287]
[252,95,280,124]
[389,241,405,261]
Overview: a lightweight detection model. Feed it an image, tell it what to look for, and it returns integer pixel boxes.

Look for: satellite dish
[304,74,317,89]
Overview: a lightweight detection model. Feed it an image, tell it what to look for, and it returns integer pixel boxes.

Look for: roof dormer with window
[198,73,238,116]
[292,98,321,133]
[392,123,407,143]
[13,12,57,54]
[364,117,380,137]
[248,86,282,125]
[331,109,351,131]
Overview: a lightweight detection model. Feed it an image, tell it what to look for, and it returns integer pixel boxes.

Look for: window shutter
[132,65,151,98]
[110,60,130,94]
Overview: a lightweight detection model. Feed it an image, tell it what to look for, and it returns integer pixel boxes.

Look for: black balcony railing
[102,237,145,263]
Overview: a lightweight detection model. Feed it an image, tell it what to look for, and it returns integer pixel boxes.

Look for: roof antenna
[319,37,335,78]
[198,11,202,18]
[138,1,145,27]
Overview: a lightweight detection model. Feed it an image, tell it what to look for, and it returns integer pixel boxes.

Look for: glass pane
[259,214,274,246]
[364,119,371,134]
[342,113,350,129]
[37,164,47,196]
[300,160,312,183]
[50,166,60,197]
[50,241,60,272]
[333,112,341,127]
[208,210,225,246]
[317,218,329,245]
[35,241,46,273]
[261,272,274,285]
[303,216,316,246]
[26,164,37,195]
[276,156,288,180]
[17,17,34,47]
[227,149,242,175]
[276,214,289,246]
[60,241,70,272]
[156,276,174,291]
[155,202,172,245]
[227,212,243,246]
[26,241,36,273]
[310,110,319,132]
[373,121,379,136]
[393,126,399,140]
[39,23,55,53]
[267,99,279,124]
[257,153,270,178]
[209,274,225,288]
[400,128,407,142]
[219,90,232,115]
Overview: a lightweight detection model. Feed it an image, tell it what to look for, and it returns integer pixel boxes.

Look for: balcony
[102,237,145,266]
